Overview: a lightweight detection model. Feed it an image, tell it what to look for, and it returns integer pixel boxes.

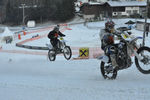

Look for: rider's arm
[58,31,65,37]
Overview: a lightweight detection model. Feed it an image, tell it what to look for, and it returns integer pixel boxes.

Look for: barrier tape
[17,27,71,45]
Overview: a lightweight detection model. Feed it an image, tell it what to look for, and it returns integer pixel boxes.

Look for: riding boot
[110,54,118,68]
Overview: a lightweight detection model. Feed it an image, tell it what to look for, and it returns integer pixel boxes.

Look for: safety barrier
[15,43,103,59]
[16,43,49,50]
[0,49,47,55]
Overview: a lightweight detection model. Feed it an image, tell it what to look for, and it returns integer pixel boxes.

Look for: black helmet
[54,26,59,31]
[105,20,115,33]
[57,24,60,28]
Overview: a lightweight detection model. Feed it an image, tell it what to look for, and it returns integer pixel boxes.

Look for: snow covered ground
[0,18,150,100]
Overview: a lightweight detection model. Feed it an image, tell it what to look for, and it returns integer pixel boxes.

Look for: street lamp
[21,4,25,25]
[142,0,149,46]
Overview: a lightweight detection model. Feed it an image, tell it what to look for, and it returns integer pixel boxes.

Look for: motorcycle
[46,37,72,61]
[97,32,150,79]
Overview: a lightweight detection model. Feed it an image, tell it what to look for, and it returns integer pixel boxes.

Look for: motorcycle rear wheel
[135,46,150,74]
[100,61,117,79]
[48,49,56,61]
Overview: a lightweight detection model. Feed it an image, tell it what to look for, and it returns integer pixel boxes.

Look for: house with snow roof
[136,20,150,31]
[79,1,147,20]
[106,1,147,17]
[80,2,106,21]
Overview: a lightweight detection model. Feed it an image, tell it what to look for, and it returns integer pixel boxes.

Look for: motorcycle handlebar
[113,31,122,38]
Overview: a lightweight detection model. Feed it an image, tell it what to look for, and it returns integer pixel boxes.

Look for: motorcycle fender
[97,55,109,63]
[130,36,143,43]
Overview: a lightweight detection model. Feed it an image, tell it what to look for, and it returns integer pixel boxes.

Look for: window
[133,10,137,14]
[113,7,125,12]
[126,10,131,14]
[118,12,121,15]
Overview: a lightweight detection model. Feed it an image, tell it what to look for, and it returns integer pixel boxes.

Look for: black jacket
[146,25,149,32]
[48,30,65,39]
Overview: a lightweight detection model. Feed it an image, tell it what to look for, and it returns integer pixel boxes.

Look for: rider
[48,25,66,50]
[101,19,115,49]
[101,20,118,67]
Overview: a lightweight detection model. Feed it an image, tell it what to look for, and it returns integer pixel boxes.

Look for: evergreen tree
[0,0,3,5]
[4,0,76,24]
[52,0,75,22]
[5,0,22,24]
[148,3,150,18]
[5,0,14,23]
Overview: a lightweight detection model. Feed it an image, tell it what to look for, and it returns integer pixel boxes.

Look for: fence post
[18,34,21,40]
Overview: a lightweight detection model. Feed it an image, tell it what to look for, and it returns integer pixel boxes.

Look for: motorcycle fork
[58,41,65,50]
[128,44,143,61]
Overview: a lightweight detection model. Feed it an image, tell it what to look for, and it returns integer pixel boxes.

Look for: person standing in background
[146,23,149,37]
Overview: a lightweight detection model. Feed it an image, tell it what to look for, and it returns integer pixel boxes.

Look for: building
[80,1,147,20]
[106,1,147,17]
[79,0,107,2]
[80,2,108,21]
[136,20,150,31]
[78,0,147,2]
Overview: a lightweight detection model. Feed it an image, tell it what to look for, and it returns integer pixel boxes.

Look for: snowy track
[0,58,150,100]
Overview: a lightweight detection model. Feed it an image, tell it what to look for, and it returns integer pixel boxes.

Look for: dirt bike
[97,32,150,79]
[46,37,72,61]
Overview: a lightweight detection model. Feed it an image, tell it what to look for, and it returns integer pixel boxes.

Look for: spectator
[146,24,149,37]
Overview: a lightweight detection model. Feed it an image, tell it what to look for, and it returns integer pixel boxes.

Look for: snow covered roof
[77,0,105,6]
[88,2,105,5]
[107,1,146,7]
[78,0,88,3]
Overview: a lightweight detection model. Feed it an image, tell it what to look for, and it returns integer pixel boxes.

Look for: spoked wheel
[135,46,150,74]
[100,61,117,79]
[63,46,72,60]
[48,49,56,61]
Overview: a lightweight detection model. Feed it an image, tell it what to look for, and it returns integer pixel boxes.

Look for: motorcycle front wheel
[48,49,56,61]
[100,61,117,79]
[135,46,150,74]
[63,46,72,60]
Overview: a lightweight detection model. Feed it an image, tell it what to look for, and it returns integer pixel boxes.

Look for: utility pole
[21,4,25,25]
[142,0,149,46]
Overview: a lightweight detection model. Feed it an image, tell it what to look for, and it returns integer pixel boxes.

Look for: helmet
[54,25,59,31]
[56,24,60,28]
[105,20,115,33]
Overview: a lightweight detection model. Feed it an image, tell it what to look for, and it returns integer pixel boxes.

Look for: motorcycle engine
[116,42,132,69]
